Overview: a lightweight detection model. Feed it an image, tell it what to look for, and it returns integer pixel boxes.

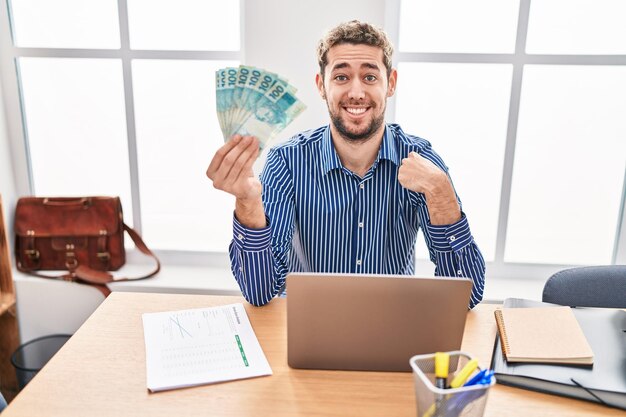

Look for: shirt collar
[321,124,402,176]
[378,124,401,167]
[321,125,343,175]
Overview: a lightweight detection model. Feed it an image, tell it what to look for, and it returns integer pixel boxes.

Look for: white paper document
[142,303,272,392]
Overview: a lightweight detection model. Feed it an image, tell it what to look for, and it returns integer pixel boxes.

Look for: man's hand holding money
[207,135,266,229]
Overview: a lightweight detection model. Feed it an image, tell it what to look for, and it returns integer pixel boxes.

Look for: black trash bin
[11,334,72,389]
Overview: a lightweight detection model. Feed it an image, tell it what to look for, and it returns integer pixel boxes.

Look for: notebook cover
[494,306,593,364]
[491,298,626,410]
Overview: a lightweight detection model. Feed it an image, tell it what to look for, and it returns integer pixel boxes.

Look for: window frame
[0,0,242,267]
[1,0,625,279]
[386,0,626,280]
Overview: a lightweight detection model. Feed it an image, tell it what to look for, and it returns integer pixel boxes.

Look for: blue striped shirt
[229,124,485,308]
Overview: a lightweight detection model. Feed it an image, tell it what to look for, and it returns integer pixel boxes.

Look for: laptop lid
[287,273,473,372]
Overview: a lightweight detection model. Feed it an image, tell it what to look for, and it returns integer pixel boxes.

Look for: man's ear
[315,73,326,100]
[387,68,398,98]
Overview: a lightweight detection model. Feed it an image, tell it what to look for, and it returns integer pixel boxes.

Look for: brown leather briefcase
[14,196,160,295]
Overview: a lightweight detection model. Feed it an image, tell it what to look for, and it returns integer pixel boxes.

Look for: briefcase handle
[42,197,91,207]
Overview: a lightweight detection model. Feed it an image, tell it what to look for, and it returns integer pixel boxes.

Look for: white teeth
[346,107,367,115]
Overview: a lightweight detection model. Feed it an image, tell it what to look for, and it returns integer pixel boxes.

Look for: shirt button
[237,234,244,240]
[356,260,362,266]
[239,267,243,271]
[449,235,456,242]
[360,184,364,189]
[457,270,463,275]
[358,222,364,228]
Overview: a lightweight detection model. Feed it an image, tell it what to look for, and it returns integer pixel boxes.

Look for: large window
[393,0,626,274]
[2,0,625,280]
[5,0,240,256]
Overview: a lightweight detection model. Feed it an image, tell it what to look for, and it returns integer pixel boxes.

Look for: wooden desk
[3,292,621,417]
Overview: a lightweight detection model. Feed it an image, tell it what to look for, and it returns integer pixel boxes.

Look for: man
[207,20,485,308]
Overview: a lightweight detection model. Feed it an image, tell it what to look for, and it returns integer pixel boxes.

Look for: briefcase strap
[18,223,161,296]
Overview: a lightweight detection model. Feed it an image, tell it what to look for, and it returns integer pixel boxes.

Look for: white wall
[0,1,23,248]
[0,74,17,246]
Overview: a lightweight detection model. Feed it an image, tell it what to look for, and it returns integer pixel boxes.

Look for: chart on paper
[142,303,272,392]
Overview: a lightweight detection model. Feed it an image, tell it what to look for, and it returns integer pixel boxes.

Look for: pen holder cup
[410,351,495,417]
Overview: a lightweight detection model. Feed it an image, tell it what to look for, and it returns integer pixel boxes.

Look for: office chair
[542,265,626,308]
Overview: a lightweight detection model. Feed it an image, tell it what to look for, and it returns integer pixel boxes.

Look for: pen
[481,370,495,385]
[450,359,479,388]
[464,369,494,387]
[463,369,487,387]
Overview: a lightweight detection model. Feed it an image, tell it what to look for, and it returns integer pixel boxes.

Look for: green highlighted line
[235,335,249,367]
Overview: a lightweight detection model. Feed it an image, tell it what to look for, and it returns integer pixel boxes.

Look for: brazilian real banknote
[216,65,306,150]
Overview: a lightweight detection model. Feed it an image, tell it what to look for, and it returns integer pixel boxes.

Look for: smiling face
[316,43,397,144]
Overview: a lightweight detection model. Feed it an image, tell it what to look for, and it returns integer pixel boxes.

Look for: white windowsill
[107,263,241,295]
[13,257,549,303]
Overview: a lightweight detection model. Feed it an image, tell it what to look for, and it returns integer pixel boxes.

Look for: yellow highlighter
[423,357,479,417]
[422,352,450,417]
[434,352,450,389]
[449,358,479,388]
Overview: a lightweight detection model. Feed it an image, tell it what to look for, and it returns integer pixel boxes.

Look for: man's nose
[347,79,365,100]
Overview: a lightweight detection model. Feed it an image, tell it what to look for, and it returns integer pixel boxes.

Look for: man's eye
[335,75,348,82]
[364,75,377,82]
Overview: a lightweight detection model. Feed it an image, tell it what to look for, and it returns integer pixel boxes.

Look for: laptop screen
[286,273,473,372]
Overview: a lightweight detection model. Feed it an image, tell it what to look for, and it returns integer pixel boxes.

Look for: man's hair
[317,20,394,80]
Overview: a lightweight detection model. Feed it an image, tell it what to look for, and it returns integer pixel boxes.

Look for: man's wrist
[235,197,266,229]
[424,175,461,225]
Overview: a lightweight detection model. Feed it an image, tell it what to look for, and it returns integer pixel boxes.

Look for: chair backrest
[542,265,626,308]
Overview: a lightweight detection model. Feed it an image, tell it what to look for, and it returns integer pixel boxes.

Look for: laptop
[286,272,473,372]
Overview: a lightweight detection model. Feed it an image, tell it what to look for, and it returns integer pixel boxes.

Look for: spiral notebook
[494,306,594,365]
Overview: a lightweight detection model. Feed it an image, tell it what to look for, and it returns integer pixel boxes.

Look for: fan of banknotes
[215,65,306,150]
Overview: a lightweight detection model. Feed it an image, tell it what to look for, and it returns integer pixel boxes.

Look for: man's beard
[329,103,386,143]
